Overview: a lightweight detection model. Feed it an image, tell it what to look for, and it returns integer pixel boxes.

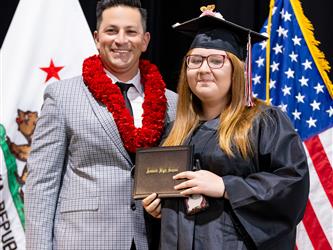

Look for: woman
[143,9,309,250]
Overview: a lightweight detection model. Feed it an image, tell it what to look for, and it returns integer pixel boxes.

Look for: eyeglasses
[185,54,227,69]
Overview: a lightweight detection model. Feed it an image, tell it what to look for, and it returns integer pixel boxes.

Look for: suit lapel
[80,79,132,164]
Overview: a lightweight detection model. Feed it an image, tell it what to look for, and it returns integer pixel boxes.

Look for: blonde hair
[163,51,265,159]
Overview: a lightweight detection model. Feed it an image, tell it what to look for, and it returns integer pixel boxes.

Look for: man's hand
[142,193,161,219]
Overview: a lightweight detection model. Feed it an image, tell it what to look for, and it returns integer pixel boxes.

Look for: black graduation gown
[160,106,309,250]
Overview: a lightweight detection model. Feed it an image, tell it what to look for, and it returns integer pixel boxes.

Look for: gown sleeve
[222,107,309,249]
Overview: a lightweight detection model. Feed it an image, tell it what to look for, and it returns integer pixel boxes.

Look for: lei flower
[82,55,167,153]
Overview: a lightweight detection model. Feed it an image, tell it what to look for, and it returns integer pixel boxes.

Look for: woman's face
[186,48,233,107]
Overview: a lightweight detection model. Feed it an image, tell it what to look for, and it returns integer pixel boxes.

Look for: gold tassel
[290,0,333,99]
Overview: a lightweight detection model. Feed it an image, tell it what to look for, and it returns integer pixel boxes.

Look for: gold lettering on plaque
[159,168,167,174]
[146,167,179,174]
[146,168,158,174]
[168,168,178,173]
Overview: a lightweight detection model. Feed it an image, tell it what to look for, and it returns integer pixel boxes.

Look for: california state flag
[0,0,96,248]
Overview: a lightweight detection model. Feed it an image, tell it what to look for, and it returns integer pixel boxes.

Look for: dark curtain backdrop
[1,0,332,91]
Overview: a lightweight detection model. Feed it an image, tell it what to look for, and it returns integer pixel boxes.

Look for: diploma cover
[133,145,193,199]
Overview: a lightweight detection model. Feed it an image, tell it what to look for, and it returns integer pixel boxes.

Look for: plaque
[133,145,193,199]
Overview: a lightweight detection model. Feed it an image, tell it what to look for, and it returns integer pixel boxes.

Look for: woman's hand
[142,193,161,219]
[173,170,225,198]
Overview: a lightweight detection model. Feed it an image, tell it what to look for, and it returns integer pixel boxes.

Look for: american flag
[251,0,333,249]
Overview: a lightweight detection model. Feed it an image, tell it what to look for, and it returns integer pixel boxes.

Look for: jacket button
[131,202,136,211]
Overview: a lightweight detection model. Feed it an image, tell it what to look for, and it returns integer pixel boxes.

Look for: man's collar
[104,69,144,95]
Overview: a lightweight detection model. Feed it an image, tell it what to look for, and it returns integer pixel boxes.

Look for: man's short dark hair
[96,0,147,31]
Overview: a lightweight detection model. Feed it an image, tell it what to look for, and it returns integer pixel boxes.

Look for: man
[25,0,177,249]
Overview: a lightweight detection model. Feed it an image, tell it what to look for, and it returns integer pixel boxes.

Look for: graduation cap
[172,6,267,106]
[172,9,267,60]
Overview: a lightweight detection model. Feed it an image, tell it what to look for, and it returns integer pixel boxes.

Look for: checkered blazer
[25,76,178,250]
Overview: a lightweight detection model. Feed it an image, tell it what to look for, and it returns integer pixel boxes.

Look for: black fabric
[129,151,136,165]
[130,239,136,250]
[144,211,161,250]
[190,28,245,59]
[116,81,134,116]
[159,106,309,250]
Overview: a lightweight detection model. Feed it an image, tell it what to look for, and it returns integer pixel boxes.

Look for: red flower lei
[82,55,167,153]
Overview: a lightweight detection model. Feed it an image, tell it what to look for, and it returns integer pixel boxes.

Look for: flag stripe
[304,135,333,207]
[299,138,333,247]
[296,222,314,250]
[304,139,333,247]
[302,200,332,250]
[0,124,25,227]
[318,128,333,168]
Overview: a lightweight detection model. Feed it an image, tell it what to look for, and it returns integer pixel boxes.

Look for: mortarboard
[172,8,267,61]
[172,5,267,106]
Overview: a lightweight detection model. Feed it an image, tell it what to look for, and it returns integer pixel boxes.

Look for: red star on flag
[40,59,64,82]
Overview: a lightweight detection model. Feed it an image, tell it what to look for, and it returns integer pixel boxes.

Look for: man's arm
[25,83,68,250]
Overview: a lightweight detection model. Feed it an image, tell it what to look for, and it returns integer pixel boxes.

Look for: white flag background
[0,0,97,248]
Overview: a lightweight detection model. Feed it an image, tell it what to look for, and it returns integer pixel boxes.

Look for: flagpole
[265,0,275,105]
